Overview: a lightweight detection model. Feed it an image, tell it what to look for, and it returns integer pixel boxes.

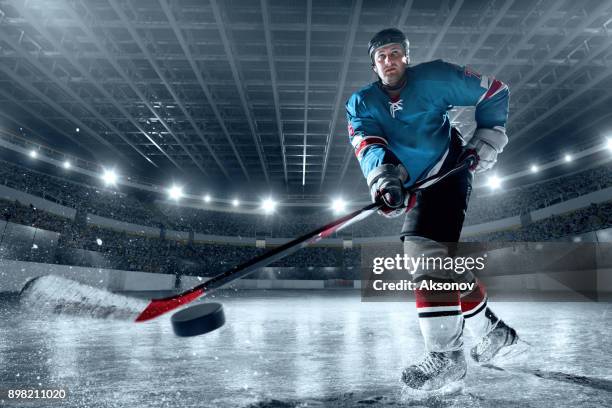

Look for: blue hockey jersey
[346,59,509,187]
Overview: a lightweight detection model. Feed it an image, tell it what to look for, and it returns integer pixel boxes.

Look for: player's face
[372,44,408,86]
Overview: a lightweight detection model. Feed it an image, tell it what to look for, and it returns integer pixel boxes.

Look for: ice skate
[470,317,521,364]
[401,350,467,391]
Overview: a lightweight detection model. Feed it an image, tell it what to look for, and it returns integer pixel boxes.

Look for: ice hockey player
[346,28,519,391]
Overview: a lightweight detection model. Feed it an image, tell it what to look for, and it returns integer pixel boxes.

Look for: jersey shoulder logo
[389,99,403,118]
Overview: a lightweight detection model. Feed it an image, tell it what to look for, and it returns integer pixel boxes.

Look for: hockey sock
[415,282,463,352]
[461,279,495,338]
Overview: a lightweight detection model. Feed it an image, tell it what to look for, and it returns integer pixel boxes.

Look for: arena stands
[0,158,610,279]
[1,195,610,277]
[464,163,612,225]
[0,158,610,238]
[464,201,612,242]
[1,197,68,233]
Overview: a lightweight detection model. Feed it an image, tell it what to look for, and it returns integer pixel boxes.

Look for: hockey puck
[171,302,225,337]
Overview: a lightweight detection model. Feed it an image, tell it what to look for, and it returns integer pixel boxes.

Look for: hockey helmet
[368,28,410,62]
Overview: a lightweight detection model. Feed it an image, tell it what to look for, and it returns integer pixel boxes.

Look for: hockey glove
[466,127,508,173]
[367,164,416,218]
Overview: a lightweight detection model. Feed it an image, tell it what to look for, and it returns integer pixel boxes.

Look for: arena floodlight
[232,198,240,207]
[29,150,38,158]
[63,160,71,169]
[564,154,573,163]
[331,197,347,214]
[76,127,80,133]
[168,185,183,201]
[607,138,612,151]
[96,238,103,246]
[261,197,277,214]
[530,164,539,173]
[102,168,118,186]
[203,194,211,203]
[487,175,502,190]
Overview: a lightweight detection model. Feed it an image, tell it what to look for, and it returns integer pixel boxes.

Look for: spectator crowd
[1,195,610,277]
[0,158,610,278]
[1,159,610,238]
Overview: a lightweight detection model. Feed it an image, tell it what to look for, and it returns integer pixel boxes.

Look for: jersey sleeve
[434,60,509,130]
[345,93,401,181]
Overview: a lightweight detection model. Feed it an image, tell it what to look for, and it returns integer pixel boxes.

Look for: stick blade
[135,289,204,322]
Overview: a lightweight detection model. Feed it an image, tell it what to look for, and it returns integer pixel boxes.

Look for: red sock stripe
[415,288,460,308]
[460,279,487,314]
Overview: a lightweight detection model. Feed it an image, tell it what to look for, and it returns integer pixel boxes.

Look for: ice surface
[19,275,147,320]
[1,290,611,407]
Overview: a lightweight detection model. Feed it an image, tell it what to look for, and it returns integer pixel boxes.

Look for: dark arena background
[1,0,612,407]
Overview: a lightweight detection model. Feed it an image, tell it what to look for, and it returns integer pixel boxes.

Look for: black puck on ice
[171,302,225,337]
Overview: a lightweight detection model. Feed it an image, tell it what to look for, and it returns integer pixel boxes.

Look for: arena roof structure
[0,0,611,201]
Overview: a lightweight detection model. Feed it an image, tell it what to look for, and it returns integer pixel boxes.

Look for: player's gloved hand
[466,127,508,173]
[458,148,479,172]
[467,139,497,172]
[367,164,416,218]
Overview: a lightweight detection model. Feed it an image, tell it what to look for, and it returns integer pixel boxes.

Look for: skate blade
[488,339,531,365]
[399,379,464,402]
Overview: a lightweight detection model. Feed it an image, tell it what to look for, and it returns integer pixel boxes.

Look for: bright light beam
[168,185,183,201]
[261,197,277,214]
[102,169,118,186]
[487,175,502,190]
[332,197,347,214]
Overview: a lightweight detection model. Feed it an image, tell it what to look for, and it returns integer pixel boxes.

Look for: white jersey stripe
[416,305,462,314]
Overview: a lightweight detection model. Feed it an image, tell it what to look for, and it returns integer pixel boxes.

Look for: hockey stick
[135,156,476,322]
